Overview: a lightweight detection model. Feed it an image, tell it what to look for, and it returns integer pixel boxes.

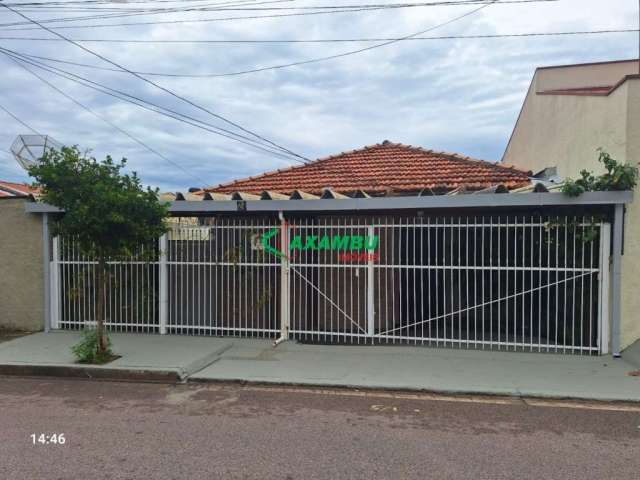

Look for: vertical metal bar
[457,217,462,346]
[572,218,577,352]
[538,215,542,352]
[481,216,485,349]
[50,236,60,330]
[546,215,551,353]
[367,224,375,337]
[563,218,568,353]
[580,216,586,353]
[529,215,533,351]
[406,217,410,342]
[472,216,476,349]
[489,216,493,349]
[426,216,430,345]
[420,216,425,344]
[159,233,168,334]
[435,217,439,345]
[279,212,290,340]
[384,217,389,344]
[445,217,455,347]
[599,222,611,355]
[515,215,519,351]
[497,216,501,347]
[588,217,594,352]
[611,204,623,357]
[555,216,560,352]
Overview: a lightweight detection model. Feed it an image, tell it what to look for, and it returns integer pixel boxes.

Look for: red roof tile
[0,180,39,198]
[205,141,531,196]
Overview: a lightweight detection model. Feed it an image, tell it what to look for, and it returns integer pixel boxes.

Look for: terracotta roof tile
[0,180,38,198]
[205,141,531,196]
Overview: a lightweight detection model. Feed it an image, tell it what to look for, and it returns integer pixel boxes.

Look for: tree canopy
[29,146,169,259]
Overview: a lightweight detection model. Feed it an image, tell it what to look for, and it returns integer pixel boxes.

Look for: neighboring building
[0,180,38,198]
[503,59,640,351]
[203,141,532,198]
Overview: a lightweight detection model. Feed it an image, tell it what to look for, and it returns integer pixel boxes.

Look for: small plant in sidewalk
[28,146,169,363]
[561,149,638,197]
[72,329,117,364]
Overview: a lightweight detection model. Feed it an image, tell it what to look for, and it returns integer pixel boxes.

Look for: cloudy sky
[0,0,636,191]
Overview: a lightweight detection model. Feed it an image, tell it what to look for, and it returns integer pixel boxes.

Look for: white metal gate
[50,214,611,354]
[285,215,610,354]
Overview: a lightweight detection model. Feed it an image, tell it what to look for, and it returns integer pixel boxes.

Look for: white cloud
[0,0,635,190]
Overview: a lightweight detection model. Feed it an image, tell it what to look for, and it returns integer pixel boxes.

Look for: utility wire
[0,0,297,28]
[0,102,41,134]
[0,1,310,162]
[2,0,255,6]
[0,0,503,81]
[0,46,307,163]
[7,29,638,79]
[4,52,205,184]
[0,0,554,32]
[1,28,635,45]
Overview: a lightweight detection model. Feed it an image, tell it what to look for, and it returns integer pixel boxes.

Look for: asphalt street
[1,377,639,479]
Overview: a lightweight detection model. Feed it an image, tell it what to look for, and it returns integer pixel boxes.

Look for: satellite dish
[11,134,63,170]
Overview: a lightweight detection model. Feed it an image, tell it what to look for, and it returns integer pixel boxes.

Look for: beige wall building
[504,59,640,350]
[0,197,44,331]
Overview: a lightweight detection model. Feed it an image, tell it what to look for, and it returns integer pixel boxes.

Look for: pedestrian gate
[50,214,611,355]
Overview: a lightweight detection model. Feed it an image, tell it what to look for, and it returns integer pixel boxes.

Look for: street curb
[0,364,179,383]
[179,342,234,379]
[186,376,640,404]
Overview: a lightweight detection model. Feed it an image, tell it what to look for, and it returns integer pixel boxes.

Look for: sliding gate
[286,215,610,354]
[51,213,611,354]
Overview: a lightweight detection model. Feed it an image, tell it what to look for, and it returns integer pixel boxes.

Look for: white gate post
[50,236,60,330]
[158,233,168,335]
[611,204,624,357]
[367,225,375,337]
[278,212,290,342]
[598,223,611,354]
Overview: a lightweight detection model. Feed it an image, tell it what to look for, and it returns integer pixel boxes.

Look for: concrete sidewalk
[0,332,639,401]
[0,332,233,381]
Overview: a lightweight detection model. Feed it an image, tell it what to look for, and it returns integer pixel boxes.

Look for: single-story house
[15,140,634,357]
[199,140,533,198]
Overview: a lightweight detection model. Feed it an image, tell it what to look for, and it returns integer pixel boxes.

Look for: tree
[29,146,169,360]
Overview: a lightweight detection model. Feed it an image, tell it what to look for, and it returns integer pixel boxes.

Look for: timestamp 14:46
[30,433,66,445]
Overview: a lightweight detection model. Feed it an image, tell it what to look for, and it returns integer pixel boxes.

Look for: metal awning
[24,191,633,215]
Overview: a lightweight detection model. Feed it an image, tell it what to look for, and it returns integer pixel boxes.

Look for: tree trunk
[95,258,108,355]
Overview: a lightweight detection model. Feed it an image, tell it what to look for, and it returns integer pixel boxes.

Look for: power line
[0,0,504,81]
[0,47,307,163]
[1,28,635,45]
[0,0,555,32]
[0,0,297,28]
[7,29,638,79]
[4,52,206,184]
[0,0,311,162]
[0,102,41,134]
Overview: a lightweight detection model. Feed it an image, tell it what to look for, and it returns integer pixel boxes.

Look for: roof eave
[26,191,633,215]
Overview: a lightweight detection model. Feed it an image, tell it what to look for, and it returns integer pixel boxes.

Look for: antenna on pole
[10,134,62,170]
